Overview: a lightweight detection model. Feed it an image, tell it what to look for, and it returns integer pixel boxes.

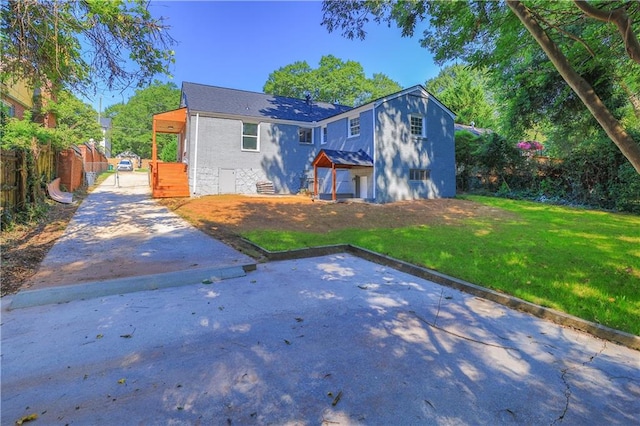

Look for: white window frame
[348,116,360,138]
[241,121,260,152]
[410,115,426,138]
[298,127,314,144]
[321,126,328,145]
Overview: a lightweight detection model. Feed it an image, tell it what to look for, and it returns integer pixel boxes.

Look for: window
[409,169,430,181]
[299,127,313,144]
[348,116,360,137]
[321,126,327,144]
[1,100,15,118]
[410,115,425,137]
[242,122,259,151]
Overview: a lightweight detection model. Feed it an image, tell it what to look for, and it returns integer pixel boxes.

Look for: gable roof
[313,149,374,168]
[181,82,352,123]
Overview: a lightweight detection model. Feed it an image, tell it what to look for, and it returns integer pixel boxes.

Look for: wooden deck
[151,162,190,198]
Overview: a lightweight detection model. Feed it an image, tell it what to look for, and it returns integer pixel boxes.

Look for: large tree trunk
[507,0,640,174]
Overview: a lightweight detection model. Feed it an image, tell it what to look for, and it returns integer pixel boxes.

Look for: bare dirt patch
[158,194,513,249]
[1,201,80,296]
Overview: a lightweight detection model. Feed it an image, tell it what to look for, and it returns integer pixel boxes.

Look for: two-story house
[154,82,456,203]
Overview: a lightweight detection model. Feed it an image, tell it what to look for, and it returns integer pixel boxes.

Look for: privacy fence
[1,144,108,218]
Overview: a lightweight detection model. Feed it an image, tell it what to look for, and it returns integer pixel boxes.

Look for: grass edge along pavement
[237,240,640,351]
[242,196,640,337]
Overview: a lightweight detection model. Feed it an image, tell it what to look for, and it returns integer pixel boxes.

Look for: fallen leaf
[15,413,38,425]
[118,378,126,384]
[96,334,103,339]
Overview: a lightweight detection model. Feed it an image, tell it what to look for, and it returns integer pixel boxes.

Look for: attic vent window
[410,115,425,137]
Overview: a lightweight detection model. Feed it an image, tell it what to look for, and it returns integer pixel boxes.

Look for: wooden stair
[152,162,190,198]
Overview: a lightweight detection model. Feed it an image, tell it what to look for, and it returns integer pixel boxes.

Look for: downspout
[372,103,377,200]
[193,113,200,194]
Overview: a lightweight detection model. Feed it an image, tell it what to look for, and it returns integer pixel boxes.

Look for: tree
[321,0,640,173]
[105,81,180,159]
[263,55,402,106]
[425,64,497,129]
[1,0,175,96]
[48,91,103,147]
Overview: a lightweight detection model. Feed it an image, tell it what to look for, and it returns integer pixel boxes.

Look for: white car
[116,160,134,172]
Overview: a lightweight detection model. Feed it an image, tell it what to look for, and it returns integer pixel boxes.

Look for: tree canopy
[1,0,175,95]
[105,81,180,159]
[425,64,497,129]
[263,55,402,106]
[321,0,640,173]
[1,91,101,151]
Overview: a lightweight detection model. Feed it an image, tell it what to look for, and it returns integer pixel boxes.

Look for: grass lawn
[244,196,640,335]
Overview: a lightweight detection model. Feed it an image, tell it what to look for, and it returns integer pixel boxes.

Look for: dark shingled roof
[315,149,374,167]
[181,82,352,122]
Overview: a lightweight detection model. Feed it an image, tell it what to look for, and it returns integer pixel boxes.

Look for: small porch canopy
[312,149,373,201]
[150,107,188,197]
[151,107,187,162]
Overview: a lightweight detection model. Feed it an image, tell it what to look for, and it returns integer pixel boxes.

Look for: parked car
[116,159,134,171]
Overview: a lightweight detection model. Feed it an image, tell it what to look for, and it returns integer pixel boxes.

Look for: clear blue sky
[87,0,441,111]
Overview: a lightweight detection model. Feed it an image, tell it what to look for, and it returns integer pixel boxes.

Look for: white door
[359,176,368,198]
[219,169,236,194]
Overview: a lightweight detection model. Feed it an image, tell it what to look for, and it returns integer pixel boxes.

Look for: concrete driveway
[1,172,638,425]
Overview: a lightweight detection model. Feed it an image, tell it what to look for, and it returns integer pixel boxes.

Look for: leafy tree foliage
[321,0,640,172]
[263,55,402,106]
[1,0,175,95]
[105,81,180,159]
[48,91,103,147]
[425,64,497,128]
[1,91,101,151]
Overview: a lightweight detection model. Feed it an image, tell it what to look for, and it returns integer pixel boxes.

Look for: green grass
[243,196,640,335]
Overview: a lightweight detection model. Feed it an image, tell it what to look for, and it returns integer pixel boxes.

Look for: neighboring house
[1,80,32,120]
[169,82,456,203]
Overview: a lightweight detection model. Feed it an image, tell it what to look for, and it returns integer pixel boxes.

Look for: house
[152,82,456,202]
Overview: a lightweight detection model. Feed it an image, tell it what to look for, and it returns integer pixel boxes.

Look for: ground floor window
[409,169,430,181]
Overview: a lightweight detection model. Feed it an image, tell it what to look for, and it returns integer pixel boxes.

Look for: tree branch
[574,0,640,64]
[507,0,640,173]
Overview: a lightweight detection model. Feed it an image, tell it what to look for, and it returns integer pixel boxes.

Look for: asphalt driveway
[1,172,638,425]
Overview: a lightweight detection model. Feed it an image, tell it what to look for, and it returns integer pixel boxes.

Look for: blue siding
[374,91,455,203]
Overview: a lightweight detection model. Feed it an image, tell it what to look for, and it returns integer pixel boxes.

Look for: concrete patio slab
[2,254,639,425]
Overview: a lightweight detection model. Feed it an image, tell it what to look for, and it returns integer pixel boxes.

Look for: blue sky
[87,1,441,111]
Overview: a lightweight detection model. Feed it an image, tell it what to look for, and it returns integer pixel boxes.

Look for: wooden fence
[1,146,56,217]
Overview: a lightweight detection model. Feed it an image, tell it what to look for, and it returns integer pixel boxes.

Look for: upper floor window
[321,126,327,144]
[348,116,360,138]
[410,115,425,137]
[242,122,259,151]
[299,127,313,144]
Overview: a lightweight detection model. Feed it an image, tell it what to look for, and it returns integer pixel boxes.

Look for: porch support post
[332,164,337,201]
[151,118,157,192]
[313,165,318,198]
